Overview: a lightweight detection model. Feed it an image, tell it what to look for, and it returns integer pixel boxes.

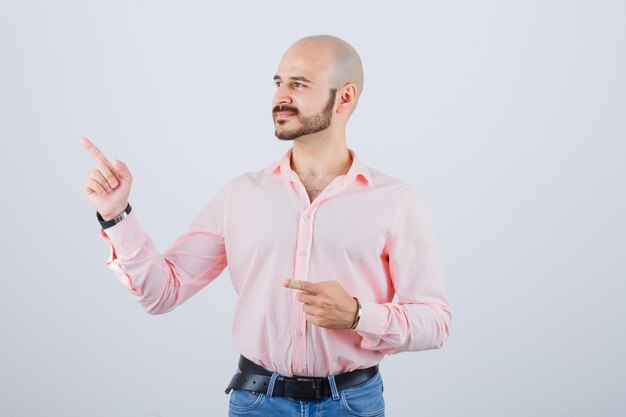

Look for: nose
[273,86,292,108]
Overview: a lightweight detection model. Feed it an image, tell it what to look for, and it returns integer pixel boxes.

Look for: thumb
[111,159,132,181]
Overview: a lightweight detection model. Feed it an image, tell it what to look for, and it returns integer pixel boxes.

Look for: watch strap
[97,203,132,229]
[350,297,362,329]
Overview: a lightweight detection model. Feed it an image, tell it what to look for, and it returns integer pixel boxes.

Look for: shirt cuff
[99,210,145,260]
[354,299,388,337]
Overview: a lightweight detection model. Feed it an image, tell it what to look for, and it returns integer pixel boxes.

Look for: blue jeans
[228,369,385,417]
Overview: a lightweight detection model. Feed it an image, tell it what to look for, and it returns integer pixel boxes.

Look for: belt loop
[327,375,340,401]
[266,372,280,398]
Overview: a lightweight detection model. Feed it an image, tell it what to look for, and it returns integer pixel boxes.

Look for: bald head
[286,35,364,99]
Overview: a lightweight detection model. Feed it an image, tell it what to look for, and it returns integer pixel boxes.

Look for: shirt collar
[263,147,372,186]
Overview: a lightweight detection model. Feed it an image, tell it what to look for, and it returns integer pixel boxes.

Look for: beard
[273,88,337,141]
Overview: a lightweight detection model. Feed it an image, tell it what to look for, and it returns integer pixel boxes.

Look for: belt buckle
[293,377,324,400]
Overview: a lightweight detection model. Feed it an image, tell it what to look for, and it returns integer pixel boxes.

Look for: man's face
[273,88,337,141]
[272,44,338,141]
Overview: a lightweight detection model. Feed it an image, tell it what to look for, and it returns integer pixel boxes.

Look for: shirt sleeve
[354,188,452,354]
[98,183,229,315]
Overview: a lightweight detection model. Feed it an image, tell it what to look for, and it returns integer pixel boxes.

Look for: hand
[80,137,133,220]
[283,279,358,329]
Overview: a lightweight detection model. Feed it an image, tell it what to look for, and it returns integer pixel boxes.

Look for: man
[81,34,452,417]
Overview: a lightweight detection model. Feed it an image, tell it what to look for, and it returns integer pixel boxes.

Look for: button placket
[290,201,319,376]
[288,172,350,375]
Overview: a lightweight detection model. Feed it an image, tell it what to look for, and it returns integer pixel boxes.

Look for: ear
[336,83,358,115]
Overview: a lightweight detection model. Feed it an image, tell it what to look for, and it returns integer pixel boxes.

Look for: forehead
[275,44,334,84]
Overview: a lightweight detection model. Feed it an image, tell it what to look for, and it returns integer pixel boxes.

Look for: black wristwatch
[97,203,132,229]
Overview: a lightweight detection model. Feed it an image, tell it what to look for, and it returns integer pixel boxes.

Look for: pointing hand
[283,279,359,329]
[80,137,133,220]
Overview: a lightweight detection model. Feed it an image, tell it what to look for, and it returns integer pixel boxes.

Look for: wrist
[97,203,132,229]
[98,203,129,221]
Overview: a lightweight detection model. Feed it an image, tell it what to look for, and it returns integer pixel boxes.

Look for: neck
[290,129,351,180]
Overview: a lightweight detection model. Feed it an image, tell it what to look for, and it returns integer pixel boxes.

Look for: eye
[294,82,305,88]
[273,81,282,88]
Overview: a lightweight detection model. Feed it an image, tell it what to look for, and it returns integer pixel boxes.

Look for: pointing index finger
[80,137,112,167]
[283,279,318,294]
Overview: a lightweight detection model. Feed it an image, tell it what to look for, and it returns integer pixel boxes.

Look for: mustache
[273,104,298,114]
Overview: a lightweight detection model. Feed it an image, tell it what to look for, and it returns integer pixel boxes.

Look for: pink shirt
[99,147,452,377]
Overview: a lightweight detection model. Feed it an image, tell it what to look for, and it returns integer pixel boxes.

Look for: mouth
[275,111,296,120]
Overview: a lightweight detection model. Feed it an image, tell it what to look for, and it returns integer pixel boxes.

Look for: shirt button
[298,251,307,257]
[296,329,303,336]
[297,367,303,373]
[302,214,310,220]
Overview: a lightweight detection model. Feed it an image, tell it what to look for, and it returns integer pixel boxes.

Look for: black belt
[225,355,379,400]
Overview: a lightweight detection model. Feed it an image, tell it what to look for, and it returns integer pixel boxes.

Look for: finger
[283,279,320,294]
[96,162,119,188]
[111,159,131,181]
[296,292,316,304]
[80,137,112,167]
[304,313,322,327]
[84,177,107,196]
[301,304,322,316]
[283,279,300,290]
[92,169,113,192]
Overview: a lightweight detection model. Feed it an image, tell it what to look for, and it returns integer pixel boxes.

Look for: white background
[0,1,624,416]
